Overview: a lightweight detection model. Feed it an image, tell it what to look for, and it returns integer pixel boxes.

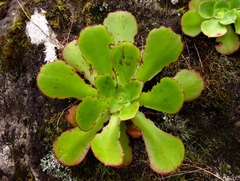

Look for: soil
[0,0,239,181]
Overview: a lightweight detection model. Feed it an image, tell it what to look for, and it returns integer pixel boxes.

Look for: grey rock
[0,145,15,176]
[0,0,23,36]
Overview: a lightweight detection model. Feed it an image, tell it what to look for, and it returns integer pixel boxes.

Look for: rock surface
[0,0,239,180]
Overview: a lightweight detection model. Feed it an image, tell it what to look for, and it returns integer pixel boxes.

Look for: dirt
[0,0,239,180]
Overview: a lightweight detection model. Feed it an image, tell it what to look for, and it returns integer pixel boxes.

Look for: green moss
[0,15,30,76]
[80,1,110,26]
[0,0,9,20]
[46,0,71,31]
[0,2,6,6]
[0,0,41,76]
[220,162,231,175]
[82,2,95,25]
[39,112,70,151]
[0,0,72,76]
[12,153,35,181]
[95,163,120,180]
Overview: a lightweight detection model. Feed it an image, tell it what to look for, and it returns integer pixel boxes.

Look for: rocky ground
[0,0,239,180]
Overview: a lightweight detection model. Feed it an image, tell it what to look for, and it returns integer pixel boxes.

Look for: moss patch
[0,16,30,77]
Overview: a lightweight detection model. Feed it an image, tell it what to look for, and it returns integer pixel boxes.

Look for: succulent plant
[181,0,240,55]
[37,11,204,174]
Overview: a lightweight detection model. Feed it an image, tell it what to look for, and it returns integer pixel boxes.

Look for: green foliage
[181,0,240,54]
[37,11,204,174]
[46,0,71,30]
[174,69,205,101]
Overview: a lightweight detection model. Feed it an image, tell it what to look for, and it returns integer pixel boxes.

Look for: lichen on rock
[26,9,62,63]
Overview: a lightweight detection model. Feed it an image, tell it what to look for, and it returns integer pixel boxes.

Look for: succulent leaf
[112,80,143,105]
[53,111,109,166]
[216,25,240,55]
[123,80,143,101]
[132,111,185,174]
[91,115,123,166]
[76,97,108,131]
[235,11,240,34]
[219,9,237,25]
[126,122,142,138]
[135,27,183,82]
[66,105,78,127]
[118,102,139,120]
[229,0,240,9]
[95,74,116,97]
[214,0,230,9]
[198,0,215,19]
[139,77,184,114]
[174,69,204,101]
[108,97,125,113]
[63,40,97,85]
[104,11,137,44]
[114,86,130,104]
[112,42,140,84]
[53,128,90,166]
[118,122,133,167]
[201,19,227,37]
[37,61,98,99]
[189,0,201,10]
[213,0,230,18]
[78,25,114,75]
[181,10,204,37]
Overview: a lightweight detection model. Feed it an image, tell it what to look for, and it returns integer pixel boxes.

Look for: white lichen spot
[26,10,63,63]
[40,151,76,181]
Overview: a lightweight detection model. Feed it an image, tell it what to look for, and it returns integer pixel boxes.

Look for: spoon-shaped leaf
[118,122,132,167]
[229,0,240,9]
[214,0,230,9]
[113,80,143,105]
[132,111,185,174]
[63,40,97,85]
[104,11,138,44]
[114,86,130,104]
[108,97,125,113]
[215,25,240,55]
[189,0,201,10]
[135,27,183,82]
[126,121,142,138]
[53,111,109,166]
[95,74,116,97]
[118,102,139,121]
[66,105,78,127]
[76,97,108,131]
[219,9,237,25]
[91,115,123,166]
[181,11,204,37]
[198,0,215,19]
[78,25,114,75]
[37,61,98,99]
[234,11,240,34]
[213,0,230,19]
[174,69,204,101]
[139,77,184,114]
[201,19,227,37]
[112,42,140,84]
[123,80,143,101]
